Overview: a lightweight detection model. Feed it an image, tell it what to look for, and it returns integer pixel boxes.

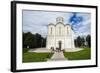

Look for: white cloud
[23,10,91,38]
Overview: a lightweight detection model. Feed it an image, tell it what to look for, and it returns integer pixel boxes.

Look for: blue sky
[23,10,91,38]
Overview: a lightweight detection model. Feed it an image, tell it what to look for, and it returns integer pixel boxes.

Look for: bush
[23,48,29,53]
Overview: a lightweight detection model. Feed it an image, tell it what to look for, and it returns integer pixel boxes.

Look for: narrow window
[67,27,69,35]
[59,27,61,35]
[50,27,52,35]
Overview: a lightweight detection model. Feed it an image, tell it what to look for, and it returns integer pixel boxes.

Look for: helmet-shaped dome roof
[56,17,64,23]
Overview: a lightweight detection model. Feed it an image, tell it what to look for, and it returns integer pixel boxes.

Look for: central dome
[56,17,64,23]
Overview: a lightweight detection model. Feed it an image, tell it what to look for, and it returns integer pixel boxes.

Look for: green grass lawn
[23,52,53,63]
[63,48,91,60]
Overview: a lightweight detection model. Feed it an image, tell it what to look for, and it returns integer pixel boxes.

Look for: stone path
[28,48,83,61]
[29,48,83,53]
[48,51,67,61]
[28,48,52,53]
[64,48,83,52]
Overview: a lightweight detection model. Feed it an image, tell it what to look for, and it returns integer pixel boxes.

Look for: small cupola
[56,17,64,23]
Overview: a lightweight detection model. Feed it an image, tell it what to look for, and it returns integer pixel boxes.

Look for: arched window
[59,27,61,35]
[67,27,69,35]
[50,27,52,35]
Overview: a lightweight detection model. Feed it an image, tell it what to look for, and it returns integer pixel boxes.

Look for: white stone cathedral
[46,17,75,51]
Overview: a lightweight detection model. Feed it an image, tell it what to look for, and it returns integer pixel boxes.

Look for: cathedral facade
[46,17,75,50]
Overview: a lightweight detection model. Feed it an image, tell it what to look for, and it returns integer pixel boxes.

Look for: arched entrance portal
[58,41,62,51]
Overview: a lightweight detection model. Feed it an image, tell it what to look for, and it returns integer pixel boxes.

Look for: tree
[86,35,91,48]
[23,32,46,48]
[23,32,37,48]
[42,38,46,47]
[76,36,82,47]
[81,37,85,46]
[35,33,42,48]
[74,36,85,47]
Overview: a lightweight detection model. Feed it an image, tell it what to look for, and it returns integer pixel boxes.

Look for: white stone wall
[46,24,55,49]
[46,17,75,50]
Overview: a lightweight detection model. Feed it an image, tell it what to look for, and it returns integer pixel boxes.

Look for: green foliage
[74,35,91,48]
[23,32,46,48]
[64,48,91,60]
[86,35,91,48]
[75,36,82,47]
[23,52,53,62]
[23,48,29,53]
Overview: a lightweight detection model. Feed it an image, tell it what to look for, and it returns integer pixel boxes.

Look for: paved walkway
[48,51,67,61]
[29,48,83,53]
[64,48,83,52]
[28,48,52,53]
